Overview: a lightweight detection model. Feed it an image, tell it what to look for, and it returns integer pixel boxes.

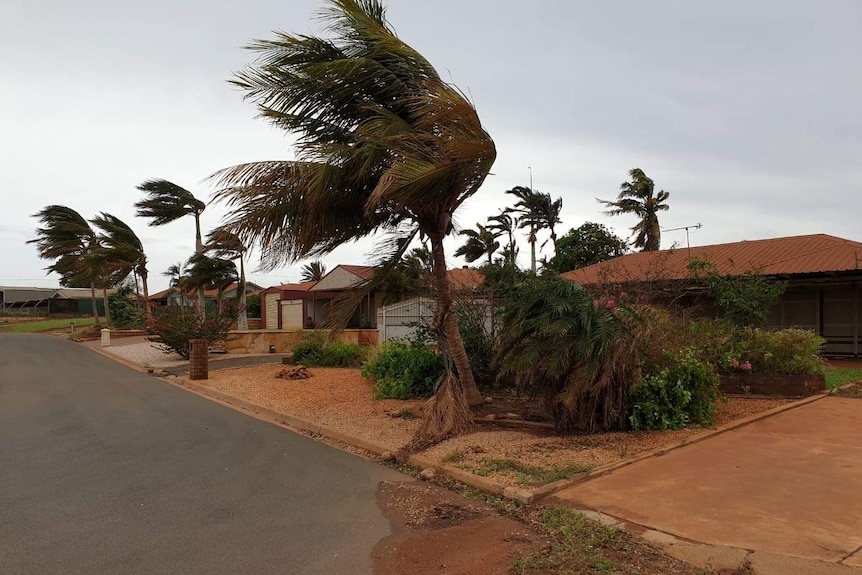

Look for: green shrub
[109,287,143,328]
[291,333,364,367]
[455,301,498,390]
[630,350,719,431]
[146,306,234,359]
[361,341,444,399]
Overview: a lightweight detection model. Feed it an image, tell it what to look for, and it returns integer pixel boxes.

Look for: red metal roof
[447,267,484,290]
[260,280,317,294]
[338,264,376,280]
[562,234,862,286]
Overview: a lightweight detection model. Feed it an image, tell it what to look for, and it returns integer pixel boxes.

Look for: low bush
[292,333,365,367]
[630,349,719,431]
[109,286,143,328]
[361,341,444,399]
[147,306,234,359]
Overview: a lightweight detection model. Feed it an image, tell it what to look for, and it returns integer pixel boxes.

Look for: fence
[376,296,497,344]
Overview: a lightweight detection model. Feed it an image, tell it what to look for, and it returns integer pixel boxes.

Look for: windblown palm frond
[135,180,206,226]
[300,260,327,282]
[455,223,500,265]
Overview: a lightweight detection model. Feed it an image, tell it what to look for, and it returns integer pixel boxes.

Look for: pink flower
[619,291,628,299]
[730,358,739,368]
[594,299,601,309]
[605,299,616,309]
[741,361,752,372]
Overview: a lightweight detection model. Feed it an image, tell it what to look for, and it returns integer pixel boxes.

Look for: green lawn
[825,367,862,391]
[0,317,102,333]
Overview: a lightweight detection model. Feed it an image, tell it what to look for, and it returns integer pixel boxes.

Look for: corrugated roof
[447,267,484,290]
[562,234,862,286]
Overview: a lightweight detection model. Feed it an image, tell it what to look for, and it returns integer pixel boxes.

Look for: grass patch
[825,367,862,391]
[442,450,464,464]
[0,317,102,333]
[513,507,620,574]
[474,458,592,486]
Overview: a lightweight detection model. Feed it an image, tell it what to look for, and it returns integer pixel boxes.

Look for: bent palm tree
[487,210,518,266]
[206,228,249,329]
[535,192,563,255]
[29,205,101,325]
[185,254,238,315]
[300,260,327,283]
[455,224,500,265]
[598,168,670,251]
[135,179,207,312]
[92,213,152,321]
[212,0,495,442]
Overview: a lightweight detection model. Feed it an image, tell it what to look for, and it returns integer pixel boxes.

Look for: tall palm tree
[598,168,670,252]
[505,186,544,273]
[455,223,500,265]
[300,260,327,283]
[135,179,207,313]
[487,210,518,266]
[211,0,495,441]
[29,205,101,325]
[185,254,238,314]
[535,192,563,255]
[91,213,152,321]
[206,228,249,329]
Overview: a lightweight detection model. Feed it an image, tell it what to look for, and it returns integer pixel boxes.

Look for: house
[0,286,110,317]
[562,234,862,356]
[260,265,379,330]
[149,281,264,309]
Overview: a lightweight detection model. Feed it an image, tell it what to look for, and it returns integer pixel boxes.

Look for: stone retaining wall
[226,329,379,354]
[719,373,826,397]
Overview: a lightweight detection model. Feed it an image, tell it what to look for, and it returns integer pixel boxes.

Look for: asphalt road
[0,334,405,575]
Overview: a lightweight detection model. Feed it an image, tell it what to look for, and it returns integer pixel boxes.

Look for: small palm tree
[92,213,151,321]
[598,168,670,252]
[135,179,207,312]
[185,254,238,314]
[487,210,518,266]
[300,260,327,283]
[211,0,496,442]
[206,229,249,329]
[29,205,102,325]
[535,192,563,254]
[162,262,190,305]
[455,223,500,265]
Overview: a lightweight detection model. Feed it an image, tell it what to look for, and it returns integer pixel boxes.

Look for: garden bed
[719,373,826,397]
[199,364,793,487]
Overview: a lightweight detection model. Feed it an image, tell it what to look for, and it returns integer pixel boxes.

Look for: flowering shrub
[146,306,234,359]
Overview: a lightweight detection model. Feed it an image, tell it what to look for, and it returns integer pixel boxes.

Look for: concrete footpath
[555,396,862,573]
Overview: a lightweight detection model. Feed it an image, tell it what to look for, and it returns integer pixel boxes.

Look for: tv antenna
[663,223,703,251]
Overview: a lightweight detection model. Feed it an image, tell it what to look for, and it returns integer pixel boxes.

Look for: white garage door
[280,300,304,329]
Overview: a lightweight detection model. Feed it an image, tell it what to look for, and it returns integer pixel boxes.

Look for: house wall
[313,267,362,291]
[767,284,861,356]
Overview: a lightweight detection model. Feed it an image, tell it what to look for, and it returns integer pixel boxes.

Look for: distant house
[0,286,110,317]
[260,265,379,330]
[149,281,264,309]
[562,234,862,357]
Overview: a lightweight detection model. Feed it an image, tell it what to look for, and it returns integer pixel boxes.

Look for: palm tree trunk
[194,213,205,316]
[140,267,152,321]
[89,281,100,327]
[530,228,537,273]
[428,233,483,406]
[237,256,248,330]
[102,286,112,328]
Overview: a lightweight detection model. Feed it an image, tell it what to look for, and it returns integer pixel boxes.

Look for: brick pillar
[189,339,208,380]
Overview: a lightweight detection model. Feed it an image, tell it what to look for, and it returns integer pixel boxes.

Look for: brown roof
[261,280,317,294]
[447,267,484,290]
[562,234,862,286]
[148,288,172,300]
[339,264,376,280]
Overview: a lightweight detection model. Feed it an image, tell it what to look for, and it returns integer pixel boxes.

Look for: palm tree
[206,228,249,329]
[300,260,327,283]
[29,205,102,326]
[534,192,563,255]
[211,0,495,442]
[487,210,518,266]
[598,168,670,252]
[162,262,190,305]
[135,179,207,313]
[185,254,238,314]
[505,186,544,273]
[92,213,152,321]
[455,223,500,265]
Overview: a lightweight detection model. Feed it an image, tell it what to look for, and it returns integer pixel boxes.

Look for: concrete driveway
[0,334,405,575]
[555,396,862,566]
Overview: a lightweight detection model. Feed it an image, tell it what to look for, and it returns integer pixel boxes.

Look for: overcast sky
[2,0,860,292]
